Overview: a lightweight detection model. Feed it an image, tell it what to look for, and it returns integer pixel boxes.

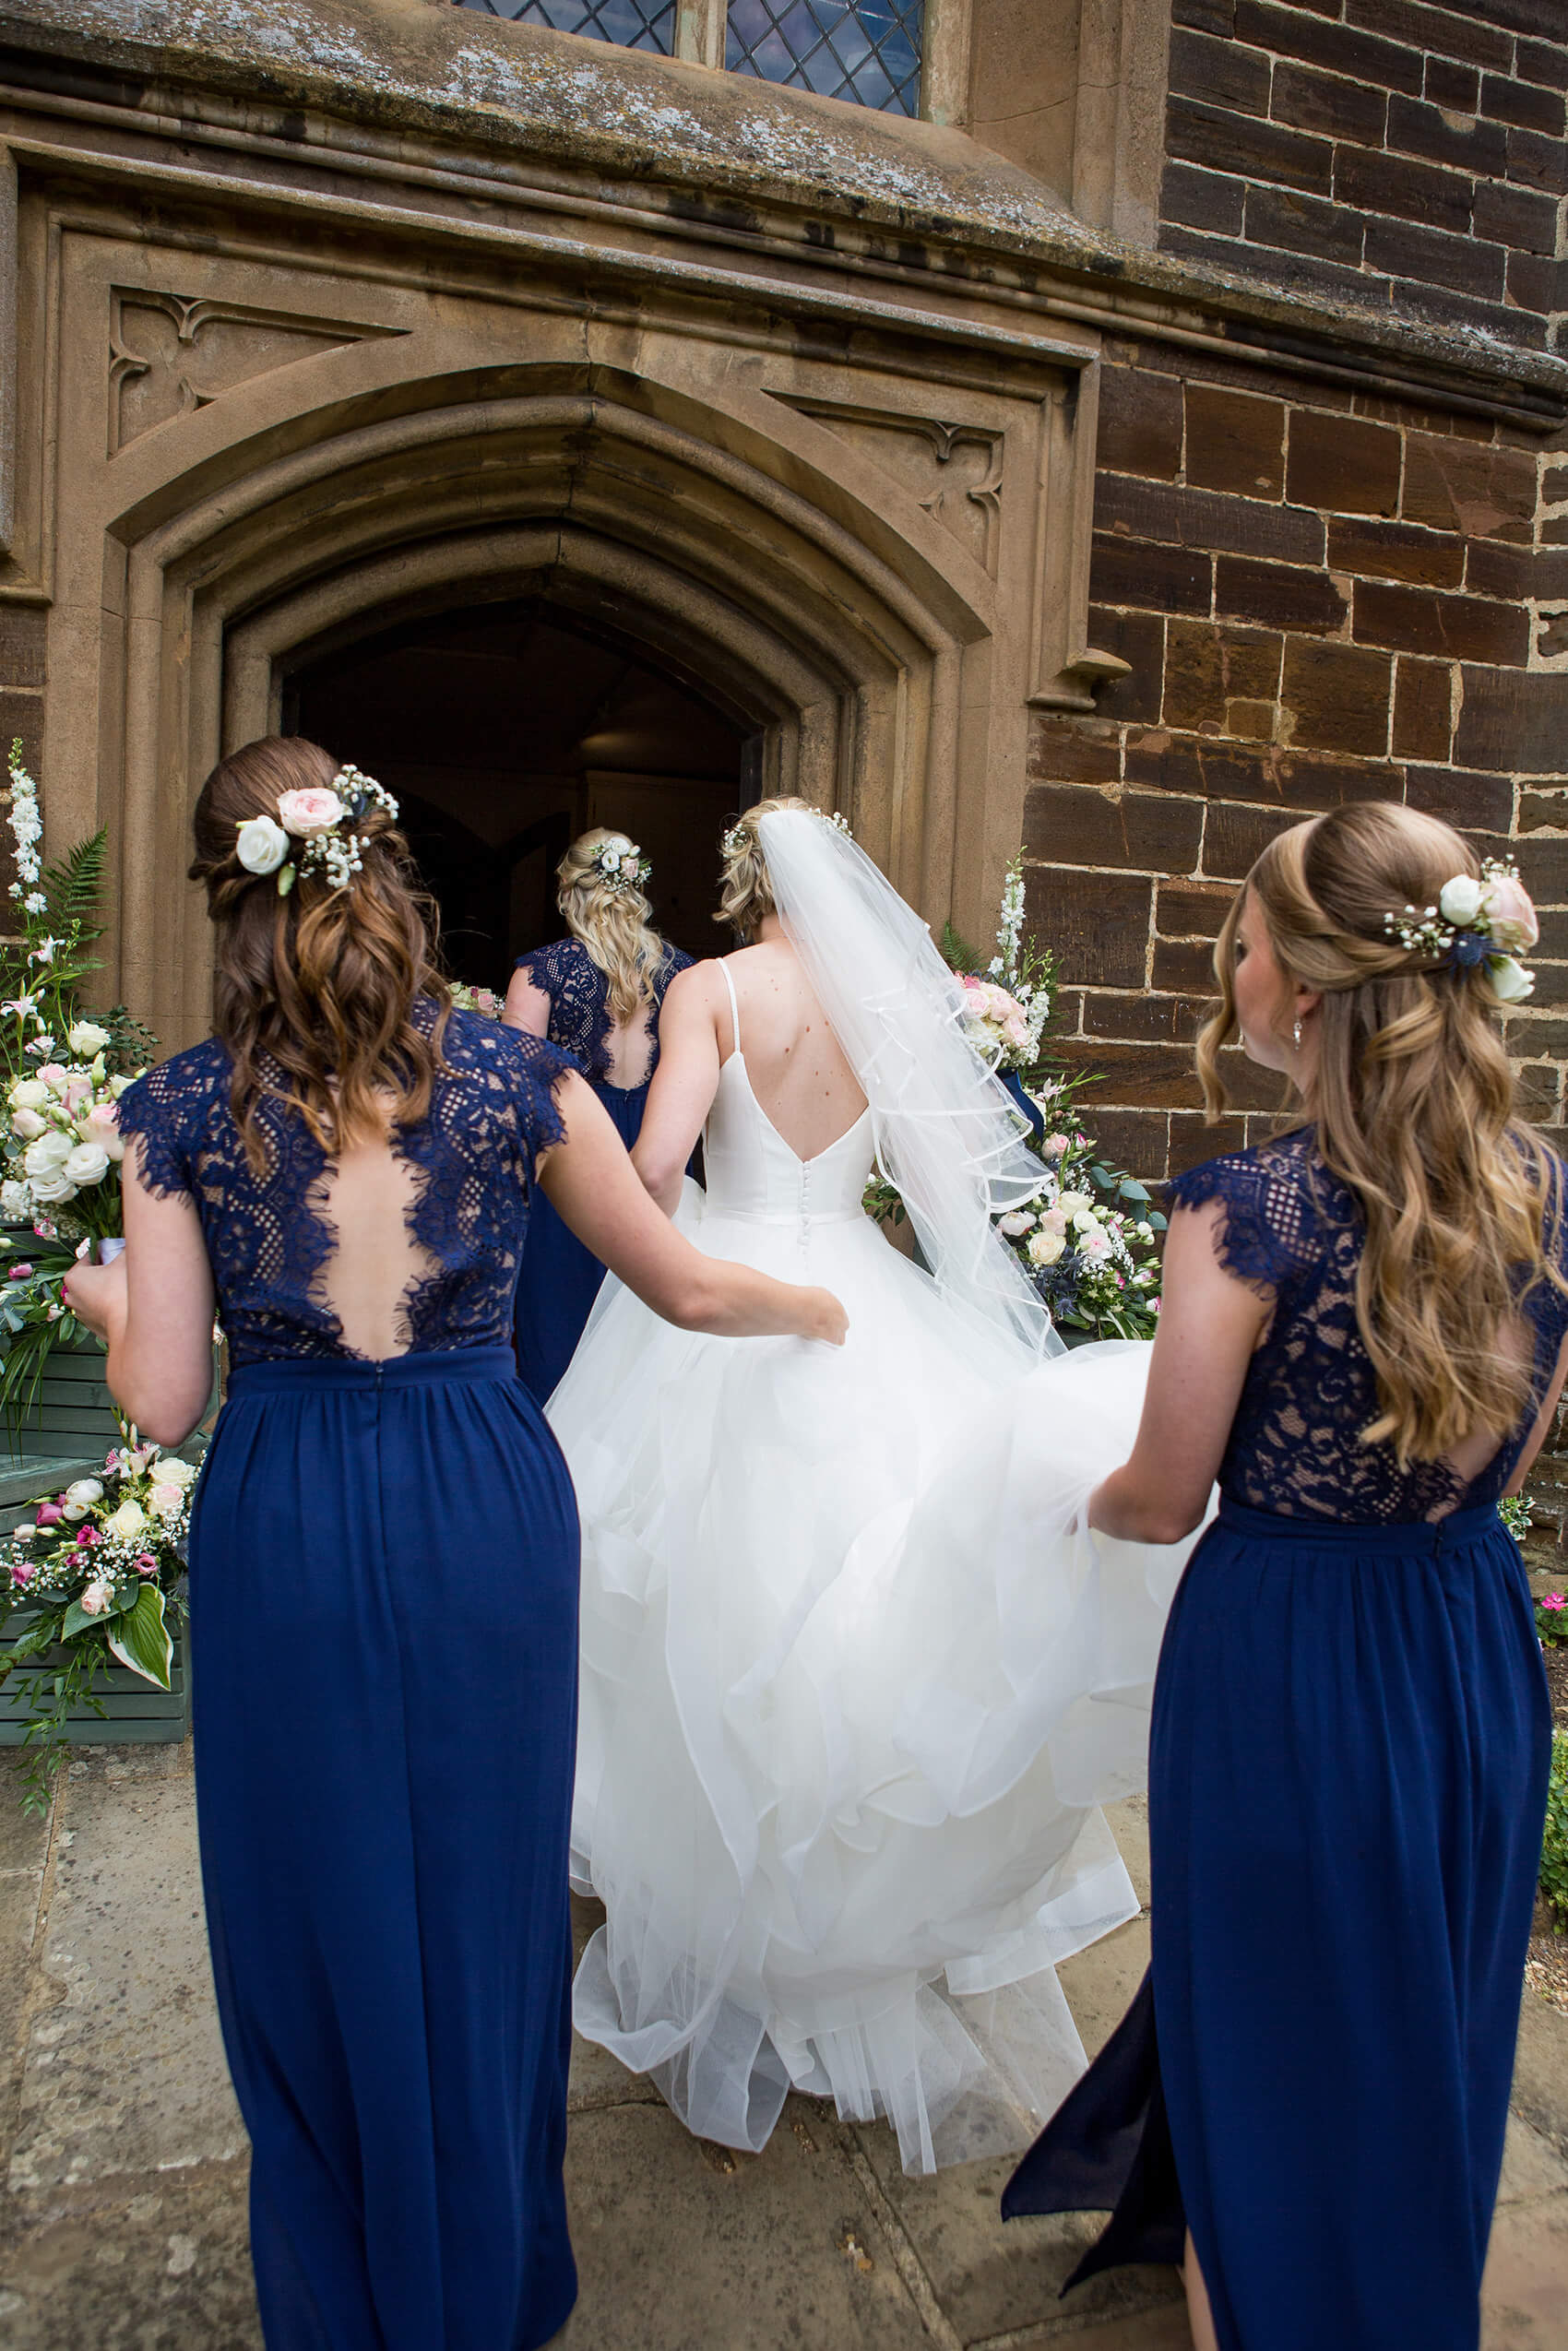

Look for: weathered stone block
[1390,277,1549,349]
[1364,216,1506,301]
[1482,71,1566,135]
[1385,93,1509,175]
[1027,714,1122,785]
[1279,638,1394,754]
[0,610,46,692]
[1391,658,1455,762]
[1162,621,1283,734]
[1274,60,1390,147]
[1464,541,1542,602]
[1286,410,1401,517]
[1404,764,1514,833]
[1423,57,1481,113]
[1516,37,1568,92]
[1242,184,1367,265]
[1022,785,1204,873]
[1168,1110,1251,1173]
[1515,834,1568,907]
[1506,249,1568,315]
[1081,991,1206,1043]
[1203,797,1313,882]
[1355,582,1530,667]
[1472,175,1561,253]
[1455,667,1568,775]
[1167,95,1335,195]
[1170,27,1272,115]
[1154,936,1219,991]
[0,692,43,783]
[1026,867,1150,988]
[1237,0,1426,93]
[1157,878,1241,937]
[1345,0,1509,74]
[1097,476,1325,564]
[1087,608,1166,727]
[1097,367,1185,481]
[1505,125,1568,195]
[1334,145,1475,234]
[1184,386,1286,499]
[1215,554,1348,633]
[1089,534,1213,615]
[1161,160,1248,236]
[1326,517,1465,588]
[1052,1037,1211,1110]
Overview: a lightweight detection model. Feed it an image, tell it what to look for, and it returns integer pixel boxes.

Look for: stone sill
[0,0,1563,427]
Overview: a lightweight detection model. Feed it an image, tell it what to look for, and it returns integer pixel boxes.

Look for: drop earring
[1292,1016,1303,1051]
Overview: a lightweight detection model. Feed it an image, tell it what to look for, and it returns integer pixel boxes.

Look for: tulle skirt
[549,1193,1194,2173]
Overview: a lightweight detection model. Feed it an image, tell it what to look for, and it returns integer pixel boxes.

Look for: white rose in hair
[66,1021,111,1056]
[61,1142,111,1188]
[1488,956,1535,1004]
[235,814,291,875]
[1437,874,1484,927]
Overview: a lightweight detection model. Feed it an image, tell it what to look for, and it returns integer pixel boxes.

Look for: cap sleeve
[116,1061,196,1201]
[1166,1147,1319,1300]
[503,1027,580,1184]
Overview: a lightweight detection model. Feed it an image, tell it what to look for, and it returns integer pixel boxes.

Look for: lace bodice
[1170,1129,1568,1524]
[517,936,692,1089]
[117,1004,576,1367]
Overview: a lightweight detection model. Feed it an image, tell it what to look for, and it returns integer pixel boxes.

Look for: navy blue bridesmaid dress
[1004,1128,1566,2351]
[511,936,690,1402]
[119,1004,582,2351]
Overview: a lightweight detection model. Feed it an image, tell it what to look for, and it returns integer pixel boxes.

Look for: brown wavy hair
[190,737,450,1170]
[555,828,666,1026]
[1197,801,1564,1466]
[714,797,814,940]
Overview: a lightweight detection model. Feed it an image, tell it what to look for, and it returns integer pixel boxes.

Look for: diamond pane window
[456,0,676,55]
[725,0,923,115]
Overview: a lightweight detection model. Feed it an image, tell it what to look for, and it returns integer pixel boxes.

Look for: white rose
[23,1131,72,1176]
[1437,873,1484,928]
[1056,1191,1093,1217]
[1488,956,1535,1004]
[61,1142,111,1188]
[996,1211,1036,1238]
[65,1478,103,1507]
[235,814,290,876]
[7,1078,47,1110]
[27,1170,75,1204]
[9,1108,45,1140]
[1027,1228,1065,1267]
[66,1021,111,1056]
[1073,1208,1101,1236]
[102,1499,147,1540]
[153,1455,197,1488]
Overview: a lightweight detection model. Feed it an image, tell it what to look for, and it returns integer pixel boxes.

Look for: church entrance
[285,597,749,988]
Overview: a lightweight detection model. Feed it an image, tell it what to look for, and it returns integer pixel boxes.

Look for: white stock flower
[66,1021,111,1056]
[1437,874,1484,928]
[103,1499,148,1540]
[61,1142,111,1188]
[235,815,290,876]
[1027,1228,1065,1267]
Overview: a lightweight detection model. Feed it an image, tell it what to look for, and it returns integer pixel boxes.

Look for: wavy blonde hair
[556,829,666,1026]
[191,736,450,1173]
[714,797,814,941]
[1198,801,1564,1466]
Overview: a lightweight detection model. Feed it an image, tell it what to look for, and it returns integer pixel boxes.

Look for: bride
[548,799,1197,2174]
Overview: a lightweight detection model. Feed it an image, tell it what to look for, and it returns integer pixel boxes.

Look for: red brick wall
[1161,0,1567,353]
[1025,342,1566,1185]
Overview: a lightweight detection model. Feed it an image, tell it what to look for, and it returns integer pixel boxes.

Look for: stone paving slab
[4,1752,1568,2351]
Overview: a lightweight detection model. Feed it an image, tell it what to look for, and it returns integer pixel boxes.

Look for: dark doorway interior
[285,599,748,986]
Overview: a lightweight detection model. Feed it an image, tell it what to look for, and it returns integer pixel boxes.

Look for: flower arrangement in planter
[0,1431,196,1809]
[865,854,1165,1344]
[0,742,157,1433]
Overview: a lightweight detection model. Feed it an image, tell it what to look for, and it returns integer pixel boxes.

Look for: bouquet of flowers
[0,741,156,1430]
[449,982,503,1016]
[866,853,1165,1343]
[0,1431,196,1809]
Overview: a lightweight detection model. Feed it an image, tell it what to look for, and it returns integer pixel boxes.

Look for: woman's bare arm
[503,966,552,1038]
[64,1147,217,1446]
[1089,1202,1269,1545]
[631,965,726,1214]
[545,1071,842,1341]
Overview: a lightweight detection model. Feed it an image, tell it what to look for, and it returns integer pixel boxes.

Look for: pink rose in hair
[1483,872,1538,956]
[276,788,344,839]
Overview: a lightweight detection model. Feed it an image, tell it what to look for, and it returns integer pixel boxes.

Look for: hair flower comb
[1383,857,1538,1004]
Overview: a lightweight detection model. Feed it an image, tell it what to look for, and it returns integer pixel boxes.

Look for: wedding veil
[757,809,1064,1363]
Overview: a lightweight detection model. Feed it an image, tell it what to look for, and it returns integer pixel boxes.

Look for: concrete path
[2,1742,1566,2348]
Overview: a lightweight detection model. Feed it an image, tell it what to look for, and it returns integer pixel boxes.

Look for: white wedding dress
[550,961,1195,2175]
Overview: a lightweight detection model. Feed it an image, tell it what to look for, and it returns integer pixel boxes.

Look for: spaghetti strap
[719,959,742,1060]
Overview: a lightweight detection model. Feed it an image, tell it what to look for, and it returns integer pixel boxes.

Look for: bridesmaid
[506,829,691,1400]
[1004,801,1568,2351]
[63,738,843,2351]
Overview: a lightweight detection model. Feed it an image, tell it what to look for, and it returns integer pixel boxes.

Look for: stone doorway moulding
[18,203,1117,1051]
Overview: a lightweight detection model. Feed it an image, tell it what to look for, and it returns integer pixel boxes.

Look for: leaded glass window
[457,0,676,55]
[725,0,922,116]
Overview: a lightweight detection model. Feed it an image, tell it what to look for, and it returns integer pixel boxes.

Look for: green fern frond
[42,829,109,934]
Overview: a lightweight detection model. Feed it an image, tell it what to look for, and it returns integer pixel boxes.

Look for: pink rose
[10,1561,32,1587]
[1043,1133,1071,1158]
[78,1579,110,1616]
[1484,872,1538,955]
[38,1065,67,1093]
[276,787,344,838]
[1039,1206,1068,1236]
[63,1075,91,1112]
[7,1262,31,1279]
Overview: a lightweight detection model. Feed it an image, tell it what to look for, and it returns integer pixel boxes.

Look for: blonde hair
[1198,801,1565,1466]
[556,829,665,1026]
[714,797,814,941]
